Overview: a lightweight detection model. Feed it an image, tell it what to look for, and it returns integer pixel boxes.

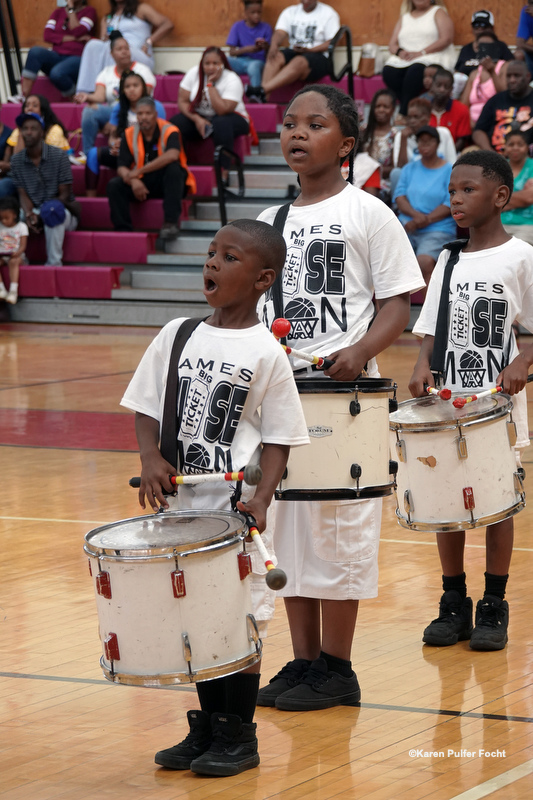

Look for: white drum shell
[84,511,261,685]
[278,378,395,500]
[390,395,525,531]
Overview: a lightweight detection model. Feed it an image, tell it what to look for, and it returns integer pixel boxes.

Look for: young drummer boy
[409,150,533,651]
[121,219,309,776]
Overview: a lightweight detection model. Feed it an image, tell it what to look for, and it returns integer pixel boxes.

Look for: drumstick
[245,514,287,591]
[128,464,263,489]
[272,318,335,370]
[426,386,452,401]
[453,387,502,409]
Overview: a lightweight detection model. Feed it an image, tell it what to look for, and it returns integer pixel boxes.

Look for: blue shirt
[394,159,455,234]
[109,99,166,128]
[517,7,533,40]
[226,19,272,62]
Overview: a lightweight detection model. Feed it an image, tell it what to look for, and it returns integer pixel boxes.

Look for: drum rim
[84,509,247,558]
[394,498,525,532]
[389,393,513,430]
[295,376,396,393]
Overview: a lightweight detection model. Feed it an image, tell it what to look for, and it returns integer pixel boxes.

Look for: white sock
[9,282,18,293]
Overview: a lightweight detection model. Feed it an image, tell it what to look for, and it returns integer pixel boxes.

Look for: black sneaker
[422,590,473,646]
[256,658,311,707]
[275,657,361,711]
[245,85,266,103]
[469,595,509,651]
[190,713,259,777]
[154,710,211,769]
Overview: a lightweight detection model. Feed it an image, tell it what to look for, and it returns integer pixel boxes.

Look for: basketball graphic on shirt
[285,297,319,341]
[458,349,485,389]
[185,442,211,470]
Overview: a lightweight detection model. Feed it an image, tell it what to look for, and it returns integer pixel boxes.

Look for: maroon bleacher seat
[55,265,123,299]
[152,74,183,103]
[1,264,57,297]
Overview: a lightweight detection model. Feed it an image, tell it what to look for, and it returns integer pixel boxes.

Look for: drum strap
[430,239,469,381]
[271,202,292,344]
[160,316,206,470]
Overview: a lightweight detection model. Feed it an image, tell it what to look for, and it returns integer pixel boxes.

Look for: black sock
[196,677,227,715]
[320,650,352,678]
[484,572,508,600]
[224,673,260,724]
[442,573,467,599]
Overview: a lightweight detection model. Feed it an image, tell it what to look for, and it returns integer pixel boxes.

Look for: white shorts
[273,496,382,600]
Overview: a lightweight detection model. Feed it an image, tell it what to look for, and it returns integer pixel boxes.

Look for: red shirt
[430,100,472,143]
[43,6,97,57]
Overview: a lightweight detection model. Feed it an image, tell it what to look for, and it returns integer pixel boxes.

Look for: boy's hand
[323,343,367,381]
[497,354,530,396]
[236,497,268,534]
[139,451,175,512]
[409,363,434,398]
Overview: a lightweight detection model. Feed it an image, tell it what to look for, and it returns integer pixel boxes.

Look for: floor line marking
[449,759,533,799]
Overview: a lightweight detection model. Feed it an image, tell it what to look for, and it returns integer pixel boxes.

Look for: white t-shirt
[275,2,340,48]
[0,220,28,255]
[95,61,156,104]
[121,319,309,506]
[180,65,249,121]
[257,184,425,368]
[413,237,533,446]
[393,126,457,167]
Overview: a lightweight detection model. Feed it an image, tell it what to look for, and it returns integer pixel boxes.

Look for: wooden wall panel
[13,1,528,50]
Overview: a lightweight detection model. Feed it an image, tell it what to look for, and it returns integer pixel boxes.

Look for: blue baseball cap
[16,112,45,129]
[40,199,66,227]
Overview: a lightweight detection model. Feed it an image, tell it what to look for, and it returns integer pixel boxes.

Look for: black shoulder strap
[430,239,469,378]
[270,202,292,342]
[160,316,205,469]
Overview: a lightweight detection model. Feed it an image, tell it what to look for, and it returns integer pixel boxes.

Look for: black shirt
[455,40,514,76]
[474,89,533,151]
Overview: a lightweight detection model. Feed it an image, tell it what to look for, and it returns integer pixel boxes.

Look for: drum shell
[390,395,525,531]
[84,511,261,685]
[277,377,396,500]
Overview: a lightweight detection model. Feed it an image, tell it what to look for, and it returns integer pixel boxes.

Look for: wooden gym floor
[0,321,532,800]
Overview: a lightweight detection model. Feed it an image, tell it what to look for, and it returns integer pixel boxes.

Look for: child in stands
[227,0,272,89]
[0,196,28,305]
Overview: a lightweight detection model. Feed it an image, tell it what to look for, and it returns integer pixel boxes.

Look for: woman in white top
[383,0,455,115]
[74,32,156,154]
[170,47,250,173]
[75,0,172,93]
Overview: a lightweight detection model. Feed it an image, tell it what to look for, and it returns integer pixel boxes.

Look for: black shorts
[281,48,332,82]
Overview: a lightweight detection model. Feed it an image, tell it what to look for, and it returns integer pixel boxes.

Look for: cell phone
[56,0,68,6]
[202,123,213,139]
[477,42,500,61]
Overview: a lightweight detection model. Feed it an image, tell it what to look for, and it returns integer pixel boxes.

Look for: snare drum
[84,510,261,686]
[389,394,526,532]
[276,376,397,500]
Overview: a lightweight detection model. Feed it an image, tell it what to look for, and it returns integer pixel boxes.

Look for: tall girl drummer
[257,85,425,711]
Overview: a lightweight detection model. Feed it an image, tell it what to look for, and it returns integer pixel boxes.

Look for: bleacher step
[243,155,288,167]
[227,171,298,189]
[194,200,275,221]
[131,269,203,291]
[147,253,205,266]
[113,286,206,302]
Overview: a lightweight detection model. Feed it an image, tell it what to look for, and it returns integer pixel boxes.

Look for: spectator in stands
[460,34,509,126]
[246,1,340,103]
[358,89,399,203]
[383,0,455,116]
[12,0,97,104]
[85,71,165,197]
[0,102,14,199]
[170,48,250,176]
[10,112,80,266]
[227,0,272,89]
[455,10,513,77]
[74,32,155,160]
[501,130,533,245]
[76,0,172,94]
[473,60,533,152]
[419,63,440,101]
[393,97,456,168]
[429,68,471,150]
[516,0,533,78]
[5,95,70,158]
[394,126,455,290]
[107,97,196,241]
[0,197,28,305]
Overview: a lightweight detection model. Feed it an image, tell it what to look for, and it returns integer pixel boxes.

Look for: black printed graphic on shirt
[176,357,252,474]
[444,282,510,388]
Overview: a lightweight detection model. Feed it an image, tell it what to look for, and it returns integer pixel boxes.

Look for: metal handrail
[214,145,245,227]
[327,26,354,98]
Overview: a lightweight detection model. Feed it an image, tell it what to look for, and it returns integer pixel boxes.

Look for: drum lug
[88,558,92,576]
[396,438,406,463]
[247,614,262,655]
[403,489,413,523]
[96,571,112,599]
[350,463,362,488]
[238,551,252,580]
[389,398,398,413]
[350,400,361,416]
[389,460,398,476]
[104,632,120,662]
[181,633,194,681]
[514,468,526,497]
[456,435,468,459]
[171,570,186,598]
[507,420,517,447]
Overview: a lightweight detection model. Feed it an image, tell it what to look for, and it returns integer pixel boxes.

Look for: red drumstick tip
[439,388,452,400]
[453,397,467,409]
[272,318,291,339]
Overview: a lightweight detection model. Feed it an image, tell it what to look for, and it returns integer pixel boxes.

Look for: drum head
[84,510,246,557]
[389,392,512,430]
